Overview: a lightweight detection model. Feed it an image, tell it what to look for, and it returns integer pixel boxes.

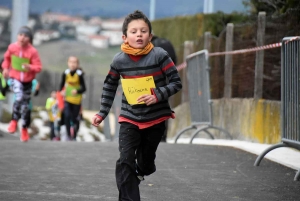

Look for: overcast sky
[0,0,247,19]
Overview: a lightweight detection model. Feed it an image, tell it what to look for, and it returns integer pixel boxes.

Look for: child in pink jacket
[2,26,42,142]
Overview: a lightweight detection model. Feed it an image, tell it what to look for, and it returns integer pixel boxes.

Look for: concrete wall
[168,98,281,144]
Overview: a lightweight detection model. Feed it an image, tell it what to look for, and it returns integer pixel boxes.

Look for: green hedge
[152,12,250,63]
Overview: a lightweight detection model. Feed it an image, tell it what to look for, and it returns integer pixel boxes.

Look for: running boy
[2,26,42,142]
[92,10,182,201]
[59,56,86,141]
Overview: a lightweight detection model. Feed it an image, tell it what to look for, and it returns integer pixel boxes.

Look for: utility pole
[149,0,156,21]
[224,23,234,98]
[254,12,266,99]
[11,0,29,43]
[203,0,214,14]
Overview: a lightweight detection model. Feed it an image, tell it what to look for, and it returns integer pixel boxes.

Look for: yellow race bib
[121,76,156,105]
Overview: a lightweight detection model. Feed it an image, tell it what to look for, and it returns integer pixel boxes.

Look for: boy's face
[17,34,30,46]
[122,19,152,49]
[68,57,79,71]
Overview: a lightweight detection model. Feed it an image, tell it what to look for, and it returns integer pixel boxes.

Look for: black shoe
[137,175,145,181]
[135,164,145,181]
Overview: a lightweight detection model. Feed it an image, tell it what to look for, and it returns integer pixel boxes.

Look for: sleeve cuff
[95,114,103,121]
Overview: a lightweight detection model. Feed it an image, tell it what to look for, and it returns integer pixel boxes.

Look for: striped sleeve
[97,66,120,119]
[152,50,182,102]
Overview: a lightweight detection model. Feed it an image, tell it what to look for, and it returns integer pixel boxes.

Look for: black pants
[160,120,168,142]
[49,120,60,140]
[63,101,81,139]
[49,122,55,140]
[10,79,32,128]
[116,121,165,201]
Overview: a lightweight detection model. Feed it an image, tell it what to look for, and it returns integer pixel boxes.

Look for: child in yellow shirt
[45,91,60,141]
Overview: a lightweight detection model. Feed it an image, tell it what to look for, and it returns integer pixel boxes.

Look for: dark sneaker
[137,175,145,181]
[135,164,145,181]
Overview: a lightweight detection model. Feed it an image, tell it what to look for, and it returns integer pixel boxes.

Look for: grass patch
[0,108,11,123]
[89,132,100,141]
[83,117,91,128]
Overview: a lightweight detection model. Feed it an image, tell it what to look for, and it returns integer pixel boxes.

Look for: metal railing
[174,50,232,143]
[254,37,300,181]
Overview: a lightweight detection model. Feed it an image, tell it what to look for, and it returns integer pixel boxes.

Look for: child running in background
[2,26,42,142]
[6,78,40,131]
[45,91,60,141]
[59,56,86,141]
[0,59,8,100]
[92,10,182,200]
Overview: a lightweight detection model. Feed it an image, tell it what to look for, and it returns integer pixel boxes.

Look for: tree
[243,0,300,16]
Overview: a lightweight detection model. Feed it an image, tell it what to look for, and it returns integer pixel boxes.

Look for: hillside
[35,39,119,77]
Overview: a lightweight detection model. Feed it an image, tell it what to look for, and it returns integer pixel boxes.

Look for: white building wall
[101,20,123,30]
[101,30,123,46]
[76,25,100,35]
[90,38,109,48]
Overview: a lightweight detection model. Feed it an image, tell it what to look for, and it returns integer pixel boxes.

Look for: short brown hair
[122,10,152,37]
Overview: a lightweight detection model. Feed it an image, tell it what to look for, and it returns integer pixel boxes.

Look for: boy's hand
[137,94,157,106]
[22,63,31,71]
[92,115,102,127]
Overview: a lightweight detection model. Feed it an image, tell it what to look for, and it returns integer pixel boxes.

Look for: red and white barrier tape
[176,62,187,71]
[175,36,300,71]
[209,42,281,56]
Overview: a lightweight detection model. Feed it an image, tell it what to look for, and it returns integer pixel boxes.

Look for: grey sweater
[97,47,182,123]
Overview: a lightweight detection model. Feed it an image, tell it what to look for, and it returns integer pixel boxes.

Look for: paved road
[0,132,299,201]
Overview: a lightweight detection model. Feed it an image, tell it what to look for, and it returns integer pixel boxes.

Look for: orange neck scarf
[121,42,154,55]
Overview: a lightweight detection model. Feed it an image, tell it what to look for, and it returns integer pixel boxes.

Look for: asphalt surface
[0,132,299,201]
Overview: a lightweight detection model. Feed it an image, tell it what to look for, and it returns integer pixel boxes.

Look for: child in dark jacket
[92,10,182,201]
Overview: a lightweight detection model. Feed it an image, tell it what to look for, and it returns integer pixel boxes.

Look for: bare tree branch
[259,0,286,13]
